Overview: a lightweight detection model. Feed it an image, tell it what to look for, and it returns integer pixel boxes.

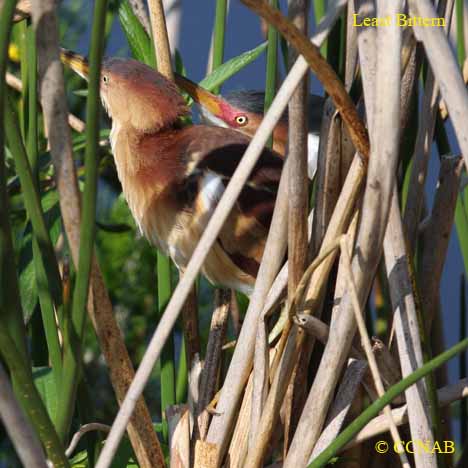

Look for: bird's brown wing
[182,125,283,277]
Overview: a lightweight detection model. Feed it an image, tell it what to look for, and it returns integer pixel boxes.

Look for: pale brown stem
[195,289,231,441]
[148,0,174,80]
[0,363,48,468]
[384,188,436,468]
[284,0,402,464]
[420,156,463,331]
[309,359,368,461]
[339,236,410,468]
[409,0,468,169]
[283,0,310,450]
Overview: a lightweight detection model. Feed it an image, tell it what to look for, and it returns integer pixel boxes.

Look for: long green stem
[456,0,466,66]
[313,0,327,56]
[176,337,188,403]
[57,0,108,441]
[264,0,279,151]
[4,98,64,316]
[24,22,63,384]
[460,275,467,442]
[157,252,175,440]
[0,326,69,467]
[309,336,468,467]
[0,0,30,364]
[211,0,228,93]
[26,26,38,178]
[5,98,64,383]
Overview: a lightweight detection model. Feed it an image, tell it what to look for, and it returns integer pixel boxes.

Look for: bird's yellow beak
[60,48,89,81]
[174,73,223,117]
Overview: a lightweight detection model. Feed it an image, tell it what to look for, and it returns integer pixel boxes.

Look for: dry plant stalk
[309,358,368,460]
[195,289,231,441]
[284,0,403,465]
[409,0,468,169]
[209,0,353,457]
[420,156,464,331]
[30,1,165,466]
[283,0,310,447]
[148,0,174,80]
[0,363,48,468]
[384,188,437,468]
[167,405,190,468]
[339,236,410,468]
[250,159,290,447]
[403,0,452,252]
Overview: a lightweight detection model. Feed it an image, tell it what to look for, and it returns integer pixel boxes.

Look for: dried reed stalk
[339,236,410,468]
[0,363,48,468]
[283,0,310,448]
[409,0,468,169]
[196,289,231,440]
[404,0,452,252]
[309,358,368,460]
[207,2,350,455]
[249,159,290,448]
[384,189,436,468]
[284,1,402,465]
[420,156,463,331]
[148,0,174,79]
[167,405,190,468]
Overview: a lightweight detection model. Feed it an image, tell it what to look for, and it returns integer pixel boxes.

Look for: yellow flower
[8,43,20,63]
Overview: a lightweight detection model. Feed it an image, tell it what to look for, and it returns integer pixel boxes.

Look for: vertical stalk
[460,275,467,442]
[26,25,38,176]
[57,0,108,440]
[148,0,174,79]
[0,327,69,467]
[457,0,466,65]
[176,338,188,403]
[284,0,309,450]
[4,98,64,382]
[211,0,228,93]
[264,0,279,149]
[313,0,327,55]
[0,0,29,363]
[157,252,176,441]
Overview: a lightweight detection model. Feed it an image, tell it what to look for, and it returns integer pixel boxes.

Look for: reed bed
[1,0,468,467]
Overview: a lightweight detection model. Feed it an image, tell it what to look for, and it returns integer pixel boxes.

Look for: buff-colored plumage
[62,52,283,295]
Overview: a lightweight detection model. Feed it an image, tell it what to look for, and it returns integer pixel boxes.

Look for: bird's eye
[102,75,109,84]
[235,115,248,126]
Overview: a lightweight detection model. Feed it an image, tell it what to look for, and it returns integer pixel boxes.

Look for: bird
[61,50,284,296]
[174,73,325,179]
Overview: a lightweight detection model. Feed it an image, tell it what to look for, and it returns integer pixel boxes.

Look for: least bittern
[175,74,324,179]
[61,50,283,295]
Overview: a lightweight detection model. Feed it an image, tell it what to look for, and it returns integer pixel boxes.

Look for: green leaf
[18,189,62,323]
[33,366,59,424]
[70,449,88,467]
[118,0,155,67]
[199,42,267,93]
[73,89,89,97]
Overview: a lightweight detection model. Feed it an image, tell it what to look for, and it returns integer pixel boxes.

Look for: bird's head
[61,49,188,133]
[174,74,264,136]
[175,74,288,155]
